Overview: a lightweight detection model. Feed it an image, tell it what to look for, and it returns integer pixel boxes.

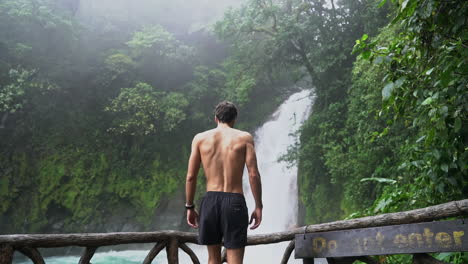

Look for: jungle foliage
[350,0,467,215]
[0,0,289,232]
[0,4,466,264]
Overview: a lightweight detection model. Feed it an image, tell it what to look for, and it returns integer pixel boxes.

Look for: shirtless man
[185,101,263,264]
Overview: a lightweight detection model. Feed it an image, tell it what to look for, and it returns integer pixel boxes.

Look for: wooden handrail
[0,199,466,264]
[0,230,197,248]
[248,199,468,245]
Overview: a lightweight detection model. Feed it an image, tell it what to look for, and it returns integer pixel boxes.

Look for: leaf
[361,34,369,41]
[398,162,408,170]
[394,77,406,88]
[416,135,426,143]
[439,106,448,117]
[425,67,435,75]
[454,118,461,132]
[437,183,445,193]
[374,197,393,213]
[373,56,384,65]
[401,0,410,11]
[437,253,453,261]
[361,50,371,59]
[361,177,397,184]
[421,1,434,18]
[400,0,417,16]
[378,0,387,8]
[382,82,394,100]
[447,177,457,186]
[421,97,433,105]
[441,164,449,173]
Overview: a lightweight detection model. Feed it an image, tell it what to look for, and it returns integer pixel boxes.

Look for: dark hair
[214,101,238,123]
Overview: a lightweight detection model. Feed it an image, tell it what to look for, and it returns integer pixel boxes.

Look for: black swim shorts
[198,191,249,249]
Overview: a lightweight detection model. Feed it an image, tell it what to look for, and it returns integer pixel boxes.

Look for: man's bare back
[184,101,262,264]
[186,123,263,226]
[196,126,251,194]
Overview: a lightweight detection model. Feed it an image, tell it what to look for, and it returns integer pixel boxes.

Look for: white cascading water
[242,89,313,264]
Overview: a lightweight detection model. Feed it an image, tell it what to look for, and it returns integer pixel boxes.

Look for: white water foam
[242,89,313,263]
[14,247,209,264]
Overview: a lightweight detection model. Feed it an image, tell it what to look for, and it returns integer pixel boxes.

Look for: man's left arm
[185,135,201,228]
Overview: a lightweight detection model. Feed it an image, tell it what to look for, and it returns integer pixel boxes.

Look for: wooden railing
[1,199,467,264]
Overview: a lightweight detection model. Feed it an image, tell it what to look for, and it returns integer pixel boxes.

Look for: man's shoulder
[193,129,215,140]
[194,128,252,142]
[233,129,253,141]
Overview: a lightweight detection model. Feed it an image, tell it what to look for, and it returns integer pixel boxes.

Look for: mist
[75,0,242,33]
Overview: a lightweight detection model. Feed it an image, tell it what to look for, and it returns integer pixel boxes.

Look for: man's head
[214,101,238,125]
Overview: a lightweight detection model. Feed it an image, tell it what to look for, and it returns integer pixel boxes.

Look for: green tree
[354,0,467,211]
[105,82,189,135]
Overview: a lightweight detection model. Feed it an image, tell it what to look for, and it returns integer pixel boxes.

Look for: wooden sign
[295,219,468,258]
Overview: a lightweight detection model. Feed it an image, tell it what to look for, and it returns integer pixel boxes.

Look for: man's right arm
[245,133,263,229]
[185,134,201,228]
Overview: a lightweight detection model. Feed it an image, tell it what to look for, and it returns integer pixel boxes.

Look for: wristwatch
[185,203,195,210]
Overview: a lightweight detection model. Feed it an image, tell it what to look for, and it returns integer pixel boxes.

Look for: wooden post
[143,242,167,264]
[166,237,179,264]
[280,240,295,264]
[179,243,200,264]
[0,245,14,264]
[78,246,97,264]
[17,247,45,264]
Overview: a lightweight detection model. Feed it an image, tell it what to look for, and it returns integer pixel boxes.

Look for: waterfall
[243,89,313,263]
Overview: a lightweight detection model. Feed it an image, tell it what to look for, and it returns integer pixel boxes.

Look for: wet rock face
[8,189,188,259]
[151,186,188,231]
[102,213,138,233]
[45,202,72,232]
[51,221,64,230]
[14,188,187,234]
[2,189,187,236]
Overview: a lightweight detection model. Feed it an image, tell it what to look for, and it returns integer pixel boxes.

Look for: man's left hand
[187,209,199,228]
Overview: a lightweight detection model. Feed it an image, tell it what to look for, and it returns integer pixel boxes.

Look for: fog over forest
[75,0,242,33]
